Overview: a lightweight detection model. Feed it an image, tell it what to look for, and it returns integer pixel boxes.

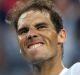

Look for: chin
[27,54,53,65]
[30,59,44,65]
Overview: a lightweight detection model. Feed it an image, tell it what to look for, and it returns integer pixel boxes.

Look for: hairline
[15,8,62,33]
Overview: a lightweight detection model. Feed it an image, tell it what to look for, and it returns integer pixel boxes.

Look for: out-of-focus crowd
[0,0,80,75]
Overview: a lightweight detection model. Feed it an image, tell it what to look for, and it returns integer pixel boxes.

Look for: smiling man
[6,0,67,75]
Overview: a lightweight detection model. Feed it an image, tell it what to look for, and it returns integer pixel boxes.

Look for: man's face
[17,10,61,63]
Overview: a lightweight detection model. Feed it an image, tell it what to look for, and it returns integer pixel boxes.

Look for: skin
[17,10,66,75]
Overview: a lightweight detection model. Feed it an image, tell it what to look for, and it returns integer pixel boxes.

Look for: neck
[32,53,63,75]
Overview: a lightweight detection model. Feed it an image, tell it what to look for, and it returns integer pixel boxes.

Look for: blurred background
[0,0,80,75]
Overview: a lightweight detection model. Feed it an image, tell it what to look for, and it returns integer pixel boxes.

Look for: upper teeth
[29,43,42,49]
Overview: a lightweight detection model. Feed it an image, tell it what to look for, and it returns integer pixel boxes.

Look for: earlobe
[20,49,22,54]
[58,29,66,44]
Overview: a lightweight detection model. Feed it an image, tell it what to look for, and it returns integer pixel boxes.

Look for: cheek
[49,30,58,44]
[51,34,58,45]
[18,36,26,51]
[50,33,58,52]
[18,36,29,57]
[44,30,58,52]
[41,30,58,44]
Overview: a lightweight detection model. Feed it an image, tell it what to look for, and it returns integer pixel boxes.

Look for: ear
[58,29,66,44]
[20,49,22,54]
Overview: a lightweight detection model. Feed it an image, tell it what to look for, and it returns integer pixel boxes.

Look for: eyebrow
[18,22,47,31]
[17,26,29,33]
[35,22,48,27]
[18,24,29,30]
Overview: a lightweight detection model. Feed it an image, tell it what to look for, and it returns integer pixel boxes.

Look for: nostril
[28,35,37,40]
[28,36,32,40]
[34,35,37,37]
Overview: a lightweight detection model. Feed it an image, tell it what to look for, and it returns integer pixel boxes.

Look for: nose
[27,28,38,40]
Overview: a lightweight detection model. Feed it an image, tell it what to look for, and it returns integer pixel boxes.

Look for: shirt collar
[59,68,68,75]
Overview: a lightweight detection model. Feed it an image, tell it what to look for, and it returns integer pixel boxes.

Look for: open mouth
[27,42,44,50]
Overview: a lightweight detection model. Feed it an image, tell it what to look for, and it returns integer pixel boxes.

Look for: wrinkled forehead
[18,10,50,25]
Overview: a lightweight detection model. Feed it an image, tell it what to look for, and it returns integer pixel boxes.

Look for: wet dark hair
[6,0,63,33]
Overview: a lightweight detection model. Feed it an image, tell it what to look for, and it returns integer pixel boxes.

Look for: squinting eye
[35,23,48,30]
[37,25,47,29]
[18,28,29,35]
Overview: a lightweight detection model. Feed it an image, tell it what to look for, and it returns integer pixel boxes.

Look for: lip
[27,41,44,48]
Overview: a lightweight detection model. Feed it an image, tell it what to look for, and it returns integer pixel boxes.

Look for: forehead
[19,10,50,18]
[18,10,50,23]
[17,10,58,34]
